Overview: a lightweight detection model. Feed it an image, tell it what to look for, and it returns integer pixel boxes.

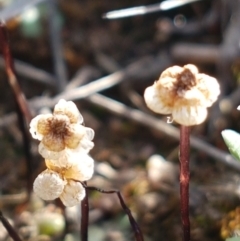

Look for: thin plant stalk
[0,22,33,195]
[0,210,22,241]
[179,125,190,241]
[81,181,89,241]
[83,183,144,241]
[0,22,32,124]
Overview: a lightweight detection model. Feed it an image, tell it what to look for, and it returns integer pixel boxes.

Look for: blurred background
[1,0,240,240]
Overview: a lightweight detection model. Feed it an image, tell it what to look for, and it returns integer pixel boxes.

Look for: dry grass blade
[48,0,67,92]
[30,56,160,109]
[0,57,56,86]
[87,93,240,171]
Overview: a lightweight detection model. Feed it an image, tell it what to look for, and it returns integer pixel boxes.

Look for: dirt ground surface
[1,0,240,241]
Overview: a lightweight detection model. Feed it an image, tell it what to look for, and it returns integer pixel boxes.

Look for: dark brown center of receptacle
[174,68,197,92]
[49,117,68,137]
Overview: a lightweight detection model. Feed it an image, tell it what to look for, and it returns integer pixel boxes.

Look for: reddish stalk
[82,183,144,241]
[0,22,33,195]
[81,181,89,241]
[179,125,190,241]
[0,23,32,124]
